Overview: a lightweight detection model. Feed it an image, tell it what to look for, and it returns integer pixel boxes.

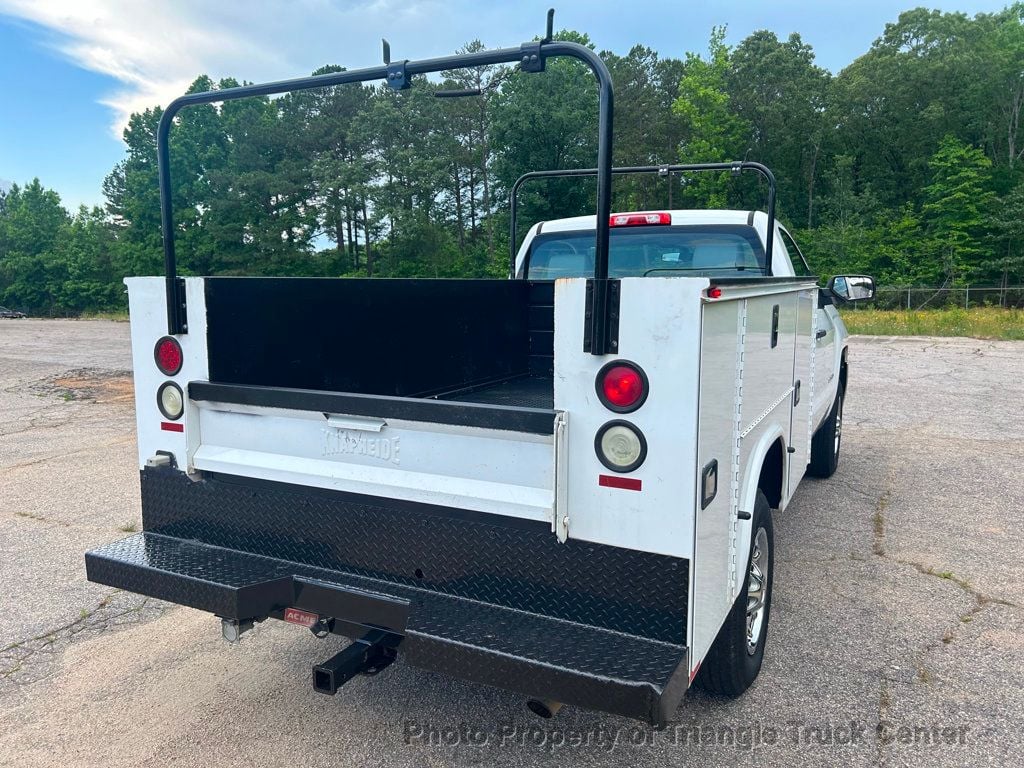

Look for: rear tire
[696,491,774,696]
[808,384,844,478]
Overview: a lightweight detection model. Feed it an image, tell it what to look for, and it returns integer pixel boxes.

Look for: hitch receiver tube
[312,630,400,695]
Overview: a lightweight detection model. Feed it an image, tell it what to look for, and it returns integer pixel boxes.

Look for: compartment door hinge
[167,276,188,335]
[553,411,569,543]
[583,278,620,355]
[728,300,748,601]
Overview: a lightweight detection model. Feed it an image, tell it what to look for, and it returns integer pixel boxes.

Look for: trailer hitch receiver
[312,630,400,695]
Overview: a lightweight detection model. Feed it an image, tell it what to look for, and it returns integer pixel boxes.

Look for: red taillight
[597,361,648,412]
[609,212,671,227]
[154,337,183,376]
[706,286,723,299]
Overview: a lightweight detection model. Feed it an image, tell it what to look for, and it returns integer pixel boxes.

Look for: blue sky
[0,0,1010,211]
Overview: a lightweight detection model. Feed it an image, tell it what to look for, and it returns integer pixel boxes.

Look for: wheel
[808,384,844,478]
[696,491,774,696]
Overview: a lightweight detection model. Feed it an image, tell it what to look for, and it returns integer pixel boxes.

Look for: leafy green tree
[922,135,995,282]
[970,4,1024,170]
[829,8,991,208]
[0,179,67,257]
[0,180,71,312]
[603,45,687,211]
[727,31,830,226]
[439,42,510,272]
[103,108,164,277]
[672,27,750,206]
[58,206,125,311]
[13,14,1024,318]
[986,182,1024,293]
[491,30,599,247]
[294,69,377,273]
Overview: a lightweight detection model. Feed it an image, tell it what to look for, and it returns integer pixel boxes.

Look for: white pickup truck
[85,33,875,727]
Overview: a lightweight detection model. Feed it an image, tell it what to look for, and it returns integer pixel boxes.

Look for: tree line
[2,5,1024,315]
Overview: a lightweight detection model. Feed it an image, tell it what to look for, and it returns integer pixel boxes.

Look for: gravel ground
[0,319,1021,767]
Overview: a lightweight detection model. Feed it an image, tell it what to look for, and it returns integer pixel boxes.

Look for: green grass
[79,310,129,322]
[841,307,1024,340]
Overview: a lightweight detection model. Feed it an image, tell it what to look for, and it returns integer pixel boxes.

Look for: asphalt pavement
[0,319,1021,767]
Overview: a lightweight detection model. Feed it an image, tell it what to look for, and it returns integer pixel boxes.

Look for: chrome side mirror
[828,275,875,303]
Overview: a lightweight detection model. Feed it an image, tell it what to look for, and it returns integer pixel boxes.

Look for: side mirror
[828,275,875,303]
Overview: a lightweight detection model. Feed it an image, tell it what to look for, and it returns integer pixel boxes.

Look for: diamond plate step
[86,532,689,724]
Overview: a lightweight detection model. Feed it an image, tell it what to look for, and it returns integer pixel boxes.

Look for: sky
[0,0,1011,211]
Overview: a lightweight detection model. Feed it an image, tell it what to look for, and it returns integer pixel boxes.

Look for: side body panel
[691,281,816,675]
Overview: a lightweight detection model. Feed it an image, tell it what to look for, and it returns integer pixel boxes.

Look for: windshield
[525,224,765,279]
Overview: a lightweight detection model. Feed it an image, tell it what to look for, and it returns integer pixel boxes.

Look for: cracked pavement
[0,321,1021,767]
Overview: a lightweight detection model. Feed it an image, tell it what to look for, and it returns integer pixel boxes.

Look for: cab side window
[779,228,814,278]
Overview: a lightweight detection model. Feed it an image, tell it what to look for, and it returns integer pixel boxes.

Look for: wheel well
[839,351,849,393]
[757,438,784,509]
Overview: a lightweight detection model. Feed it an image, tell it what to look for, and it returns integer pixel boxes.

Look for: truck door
[779,227,837,430]
[788,288,815,494]
[812,298,839,426]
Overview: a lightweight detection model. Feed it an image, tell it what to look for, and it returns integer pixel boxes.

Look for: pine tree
[922,135,995,283]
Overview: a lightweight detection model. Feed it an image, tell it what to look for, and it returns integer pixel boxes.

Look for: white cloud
[0,0,546,139]
[3,0,1006,147]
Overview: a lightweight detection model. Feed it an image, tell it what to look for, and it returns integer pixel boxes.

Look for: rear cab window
[525,225,766,280]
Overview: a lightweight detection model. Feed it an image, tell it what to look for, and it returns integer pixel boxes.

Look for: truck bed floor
[435,375,553,409]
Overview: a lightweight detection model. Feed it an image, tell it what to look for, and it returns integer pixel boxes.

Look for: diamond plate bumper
[85,468,690,724]
[87,532,689,724]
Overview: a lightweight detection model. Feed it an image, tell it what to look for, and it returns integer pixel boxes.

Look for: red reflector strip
[160,421,184,432]
[689,661,702,684]
[599,474,642,491]
[283,607,319,628]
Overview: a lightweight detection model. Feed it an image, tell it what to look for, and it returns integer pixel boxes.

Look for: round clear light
[599,424,643,469]
[158,382,184,420]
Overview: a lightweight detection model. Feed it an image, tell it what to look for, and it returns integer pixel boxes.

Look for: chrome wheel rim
[834,393,844,455]
[746,527,769,655]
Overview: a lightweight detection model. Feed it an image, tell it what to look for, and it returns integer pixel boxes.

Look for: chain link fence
[867,286,1024,311]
